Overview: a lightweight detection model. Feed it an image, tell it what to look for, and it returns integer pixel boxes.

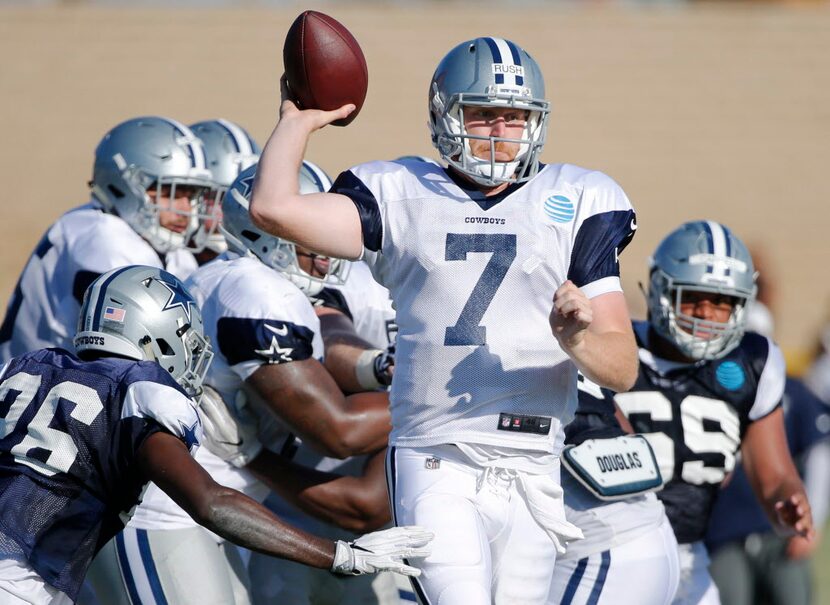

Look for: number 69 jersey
[333,158,636,454]
[0,349,201,600]
[616,321,786,544]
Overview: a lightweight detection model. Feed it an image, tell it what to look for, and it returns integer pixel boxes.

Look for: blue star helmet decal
[179,419,200,451]
[159,278,196,323]
[236,172,256,199]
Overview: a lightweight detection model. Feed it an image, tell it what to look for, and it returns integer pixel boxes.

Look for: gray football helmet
[74,265,213,399]
[428,37,550,187]
[188,119,262,254]
[91,117,213,254]
[220,160,349,296]
[647,220,758,360]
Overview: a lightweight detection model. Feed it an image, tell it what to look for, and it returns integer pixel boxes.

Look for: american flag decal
[104,306,126,322]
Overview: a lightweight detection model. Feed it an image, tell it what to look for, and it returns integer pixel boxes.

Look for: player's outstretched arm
[249,74,363,260]
[550,284,638,392]
[246,360,391,458]
[138,431,429,576]
[742,407,815,540]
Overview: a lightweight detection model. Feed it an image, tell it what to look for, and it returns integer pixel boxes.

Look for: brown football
[283,11,368,127]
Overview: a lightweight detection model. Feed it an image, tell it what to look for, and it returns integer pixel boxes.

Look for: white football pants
[548,515,680,605]
[387,445,562,605]
[672,541,721,605]
[83,526,251,605]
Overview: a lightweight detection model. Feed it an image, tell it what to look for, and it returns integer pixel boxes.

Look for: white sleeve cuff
[580,276,622,299]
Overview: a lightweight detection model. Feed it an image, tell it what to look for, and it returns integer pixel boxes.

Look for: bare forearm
[200,486,334,569]
[248,450,390,532]
[250,119,306,238]
[565,330,638,392]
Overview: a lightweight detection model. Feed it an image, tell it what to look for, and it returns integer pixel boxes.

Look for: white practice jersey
[0,202,196,363]
[333,159,637,454]
[324,260,397,349]
[129,252,324,531]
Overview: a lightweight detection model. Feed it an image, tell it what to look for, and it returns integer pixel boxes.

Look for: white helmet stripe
[489,37,523,87]
[706,219,730,279]
[217,118,254,156]
[157,116,207,170]
[302,160,333,191]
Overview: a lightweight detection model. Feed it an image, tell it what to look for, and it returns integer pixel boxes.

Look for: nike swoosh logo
[265,323,289,336]
[219,438,243,447]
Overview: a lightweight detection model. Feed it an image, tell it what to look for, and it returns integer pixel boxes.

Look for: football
[283,10,368,127]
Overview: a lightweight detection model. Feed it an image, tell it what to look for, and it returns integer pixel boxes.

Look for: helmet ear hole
[156,338,174,356]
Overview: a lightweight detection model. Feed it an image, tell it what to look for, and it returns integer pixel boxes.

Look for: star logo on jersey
[158,278,195,323]
[179,420,200,451]
[255,323,294,363]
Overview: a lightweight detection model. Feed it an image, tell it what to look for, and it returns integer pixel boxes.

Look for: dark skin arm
[246,359,390,459]
[247,448,390,533]
[317,307,384,394]
[137,431,334,569]
[741,407,815,539]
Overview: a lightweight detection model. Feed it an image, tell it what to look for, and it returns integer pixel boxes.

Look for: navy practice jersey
[615,322,785,544]
[0,349,200,600]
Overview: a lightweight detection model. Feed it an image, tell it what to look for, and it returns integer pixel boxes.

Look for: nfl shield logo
[425,457,441,470]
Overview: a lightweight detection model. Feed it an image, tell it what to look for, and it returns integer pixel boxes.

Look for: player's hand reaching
[331,526,433,577]
[550,281,593,350]
[200,385,263,468]
[774,492,815,540]
[279,74,355,133]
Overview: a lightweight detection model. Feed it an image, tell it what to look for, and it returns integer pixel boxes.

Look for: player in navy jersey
[0,116,209,364]
[250,36,640,605]
[84,163,400,605]
[0,266,431,605]
[608,221,813,605]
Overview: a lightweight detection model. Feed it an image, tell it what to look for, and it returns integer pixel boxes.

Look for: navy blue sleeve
[567,209,637,287]
[309,287,353,320]
[330,170,382,252]
[72,270,102,305]
[217,317,315,365]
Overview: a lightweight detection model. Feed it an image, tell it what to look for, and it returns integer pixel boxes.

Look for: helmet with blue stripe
[428,37,550,187]
[74,265,213,400]
[188,119,261,254]
[91,116,213,254]
[647,220,758,360]
[220,160,349,296]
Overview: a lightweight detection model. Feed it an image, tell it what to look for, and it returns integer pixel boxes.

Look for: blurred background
[1,0,829,601]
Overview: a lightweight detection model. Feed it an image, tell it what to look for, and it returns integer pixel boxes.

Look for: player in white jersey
[249,36,640,604]
[0,116,208,363]
[84,162,397,605]
[188,118,261,265]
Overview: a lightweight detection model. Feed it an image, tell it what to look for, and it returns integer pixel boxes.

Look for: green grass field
[814,527,830,604]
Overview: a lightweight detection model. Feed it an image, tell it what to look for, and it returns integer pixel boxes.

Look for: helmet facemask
[432,90,549,187]
[648,268,756,361]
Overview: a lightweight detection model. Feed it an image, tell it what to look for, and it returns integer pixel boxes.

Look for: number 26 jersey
[616,321,786,543]
[333,159,636,454]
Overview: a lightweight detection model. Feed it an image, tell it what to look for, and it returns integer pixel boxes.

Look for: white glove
[199,386,263,468]
[331,526,433,577]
